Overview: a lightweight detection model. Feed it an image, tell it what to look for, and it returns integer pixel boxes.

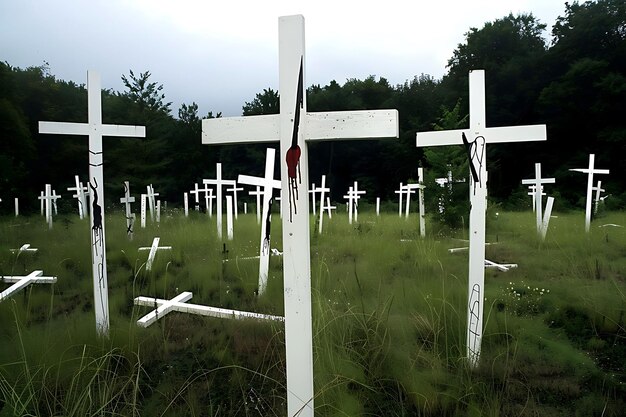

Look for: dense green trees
[0,0,624,213]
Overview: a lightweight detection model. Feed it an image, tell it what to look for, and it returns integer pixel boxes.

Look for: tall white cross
[238,148,282,295]
[521,163,555,235]
[39,70,145,336]
[120,181,136,239]
[204,163,236,239]
[569,154,610,232]
[201,15,398,416]
[416,69,546,367]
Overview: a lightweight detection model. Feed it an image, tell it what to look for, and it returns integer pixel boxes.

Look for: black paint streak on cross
[462,133,486,195]
[90,178,103,256]
[263,197,274,255]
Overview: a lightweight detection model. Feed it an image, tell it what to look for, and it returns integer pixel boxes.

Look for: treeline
[0,0,625,214]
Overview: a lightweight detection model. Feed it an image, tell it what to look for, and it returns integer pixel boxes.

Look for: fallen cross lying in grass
[10,244,38,254]
[1,270,57,302]
[134,291,284,327]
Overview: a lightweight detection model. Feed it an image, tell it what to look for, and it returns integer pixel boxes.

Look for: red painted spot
[286,145,301,179]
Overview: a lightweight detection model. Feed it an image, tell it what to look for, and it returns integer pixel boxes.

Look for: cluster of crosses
[1,14,614,417]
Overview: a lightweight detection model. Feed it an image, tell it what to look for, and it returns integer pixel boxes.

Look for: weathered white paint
[417,70,547,367]
[39,71,145,337]
[120,181,135,239]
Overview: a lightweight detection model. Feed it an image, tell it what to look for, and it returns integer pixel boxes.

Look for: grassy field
[0,207,625,416]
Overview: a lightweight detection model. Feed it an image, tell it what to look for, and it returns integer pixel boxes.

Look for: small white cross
[138,237,172,271]
[569,154,610,232]
[1,270,57,302]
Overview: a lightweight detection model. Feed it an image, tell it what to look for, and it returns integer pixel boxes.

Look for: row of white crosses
[416,69,547,368]
[201,14,399,417]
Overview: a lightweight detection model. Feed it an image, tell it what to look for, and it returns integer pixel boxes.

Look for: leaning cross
[39,70,145,336]
[1,270,57,303]
[569,154,609,232]
[120,181,136,239]
[238,148,281,295]
[521,163,555,236]
[201,14,398,417]
[134,291,284,327]
[593,180,605,215]
[68,175,89,219]
[416,69,546,367]
[138,237,172,272]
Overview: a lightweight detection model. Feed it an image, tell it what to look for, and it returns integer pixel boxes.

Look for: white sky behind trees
[1,0,566,117]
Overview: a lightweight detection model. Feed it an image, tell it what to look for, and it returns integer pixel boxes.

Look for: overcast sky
[1,0,567,117]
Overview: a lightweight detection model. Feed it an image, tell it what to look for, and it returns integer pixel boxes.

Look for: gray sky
[1,0,566,117]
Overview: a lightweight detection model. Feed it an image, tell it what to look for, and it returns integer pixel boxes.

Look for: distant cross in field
[238,148,281,295]
[10,244,38,254]
[190,183,202,212]
[308,183,318,215]
[40,184,55,229]
[323,196,336,218]
[317,175,330,234]
[201,15,399,417]
[569,154,609,232]
[39,70,145,336]
[526,184,545,212]
[1,271,57,302]
[138,237,172,271]
[521,163,555,236]
[435,168,465,214]
[248,186,263,223]
[395,182,407,217]
[120,181,136,239]
[146,185,159,222]
[592,180,605,215]
[227,183,244,219]
[199,183,215,216]
[68,175,89,219]
[416,69,546,367]
[343,186,355,224]
[204,163,236,239]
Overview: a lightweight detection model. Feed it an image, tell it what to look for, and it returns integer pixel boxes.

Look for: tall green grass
[1,208,625,416]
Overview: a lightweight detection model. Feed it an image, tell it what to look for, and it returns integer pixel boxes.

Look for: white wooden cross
[51,189,60,215]
[1,270,57,303]
[68,175,88,219]
[140,194,147,228]
[521,163,555,236]
[134,291,284,327]
[199,183,215,216]
[201,15,399,417]
[39,70,146,337]
[527,184,545,212]
[416,69,546,367]
[146,185,159,222]
[324,197,336,218]
[569,154,610,232]
[403,184,418,217]
[317,175,330,234]
[190,183,201,212]
[225,196,234,240]
[41,184,55,229]
[309,183,318,215]
[248,186,263,223]
[10,244,38,254]
[238,148,281,295]
[120,181,136,239]
[395,182,407,217]
[593,180,605,215]
[343,186,355,224]
[203,163,236,239]
[138,237,172,272]
[227,183,244,219]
